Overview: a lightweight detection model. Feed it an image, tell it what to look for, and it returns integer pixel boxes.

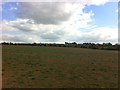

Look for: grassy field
[2,45,118,88]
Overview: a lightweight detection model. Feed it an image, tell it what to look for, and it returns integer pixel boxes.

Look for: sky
[0,0,119,44]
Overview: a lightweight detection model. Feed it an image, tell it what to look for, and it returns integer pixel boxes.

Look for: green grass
[2,45,118,88]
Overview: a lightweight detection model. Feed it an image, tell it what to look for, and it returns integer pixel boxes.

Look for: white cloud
[88,0,109,6]
[9,7,17,11]
[55,27,118,44]
[78,27,118,44]
[1,2,118,44]
[2,19,118,44]
[1,19,68,43]
[116,9,118,13]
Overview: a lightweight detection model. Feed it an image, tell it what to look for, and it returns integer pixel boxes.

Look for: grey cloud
[8,19,35,32]
[3,20,67,42]
[2,35,33,43]
[40,30,64,41]
[11,23,33,32]
[16,2,73,24]
[40,33,60,42]
[9,36,29,42]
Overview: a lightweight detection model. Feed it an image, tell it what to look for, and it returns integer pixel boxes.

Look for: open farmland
[2,45,118,88]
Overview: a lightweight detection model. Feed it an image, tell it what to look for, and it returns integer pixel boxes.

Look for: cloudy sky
[0,0,119,44]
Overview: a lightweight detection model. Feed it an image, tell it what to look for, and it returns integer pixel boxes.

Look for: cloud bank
[1,1,118,44]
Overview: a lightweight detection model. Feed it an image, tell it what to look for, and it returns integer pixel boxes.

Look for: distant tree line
[1,42,120,50]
